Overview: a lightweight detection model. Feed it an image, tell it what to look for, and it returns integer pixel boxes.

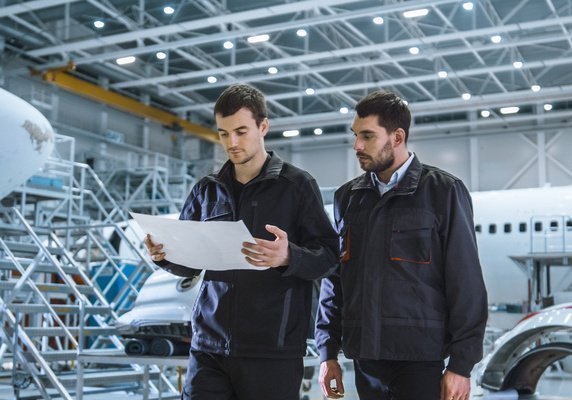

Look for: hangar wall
[272,129,572,192]
[6,76,572,191]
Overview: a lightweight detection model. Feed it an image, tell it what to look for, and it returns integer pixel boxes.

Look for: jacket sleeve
[443,180,488,377]
[314,187,345,362]
[282,177,339,281]
[152,184,202,278]
[315,266,343,362]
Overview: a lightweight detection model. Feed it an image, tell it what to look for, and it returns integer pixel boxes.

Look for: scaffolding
[0,134,183,399]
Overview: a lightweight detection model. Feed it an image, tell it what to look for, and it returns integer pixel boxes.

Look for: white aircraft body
[472,186,572,306]
[0,88,55,199]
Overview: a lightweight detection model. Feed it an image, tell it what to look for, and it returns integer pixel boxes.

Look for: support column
[291,148,303,168]
[537,131,546,187]
[141,94,150,150]
[470,136,479,191]
[99,77,109,135]
[346,145,358,181]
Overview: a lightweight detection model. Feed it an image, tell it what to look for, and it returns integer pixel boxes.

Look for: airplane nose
[0,88,55,198]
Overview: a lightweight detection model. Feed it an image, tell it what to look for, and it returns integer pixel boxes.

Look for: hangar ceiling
[2,0,572,140]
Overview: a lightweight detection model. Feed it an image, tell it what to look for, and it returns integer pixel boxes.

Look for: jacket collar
[215,150,283,184]
[351,153,422,194]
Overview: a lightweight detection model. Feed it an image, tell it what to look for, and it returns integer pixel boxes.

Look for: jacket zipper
[214,179,236,356]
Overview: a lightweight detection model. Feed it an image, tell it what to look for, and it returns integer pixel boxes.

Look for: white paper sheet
[130,212,265,271]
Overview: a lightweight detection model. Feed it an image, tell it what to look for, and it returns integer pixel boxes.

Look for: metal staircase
[0,134,184,399]
[90,152,194,216]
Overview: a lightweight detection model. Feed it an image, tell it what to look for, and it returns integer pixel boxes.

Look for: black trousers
[353,359,444,400]
[182,351,303,400]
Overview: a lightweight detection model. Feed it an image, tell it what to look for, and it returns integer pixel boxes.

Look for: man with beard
[315,90,488,400]
[145,84,338,399]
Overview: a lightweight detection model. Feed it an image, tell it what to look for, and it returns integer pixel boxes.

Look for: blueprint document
[130,212,265,271]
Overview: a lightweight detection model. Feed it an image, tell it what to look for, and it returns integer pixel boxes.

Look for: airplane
[0,88,55,198]
[472,186,572,308]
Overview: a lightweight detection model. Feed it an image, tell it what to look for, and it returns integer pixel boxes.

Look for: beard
[357,140,395,173]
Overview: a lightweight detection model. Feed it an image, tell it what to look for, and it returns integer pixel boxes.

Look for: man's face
[351,114,395,173]
[216,107,268,165]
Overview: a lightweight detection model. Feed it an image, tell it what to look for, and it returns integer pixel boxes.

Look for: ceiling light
[116,56,136,65]
[531,84,541,92]
[513,61,523,69]
[156,51,167,60]
[305,88,315,95]
[373,16,384,25]
[403,8,429,18]
[544,103,553,111]
[223,41,234,49]
[438,70,448,79]
[500,106,519,114]
[207,76,217,84]
[462,93,471,100]
[268,67,278,74]
[296,29,307,37]
[409,46,420,55]
[163,6,175,15]
[339,107,349,114]
[314,128,323,135]
[480,110,490,118]
[283,130,299,137]
[94,20,105,29]
[491,35,502,44]
[247,34,270,43]
[462,2,474,11]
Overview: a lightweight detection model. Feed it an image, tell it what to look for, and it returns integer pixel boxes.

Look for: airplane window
[567,220,572,230]
[489,224,496,234]
[475,224,481,233]
[504,223,511,233]
[519,222,527,232]
[550,220,558,231]
[534,222,542,232]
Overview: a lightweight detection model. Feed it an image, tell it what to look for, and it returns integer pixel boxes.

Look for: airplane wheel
[125,338,150,355]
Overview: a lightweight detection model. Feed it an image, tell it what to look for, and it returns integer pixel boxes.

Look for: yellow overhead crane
[37,63,219,144]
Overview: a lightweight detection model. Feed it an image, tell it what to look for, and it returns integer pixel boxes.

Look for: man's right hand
[144,234,166,262]
[319,360,345,398]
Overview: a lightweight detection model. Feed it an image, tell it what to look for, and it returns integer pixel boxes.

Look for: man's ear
[260,118,269,137]
[393,128,406,146]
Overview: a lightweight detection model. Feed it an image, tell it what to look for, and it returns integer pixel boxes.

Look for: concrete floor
[299,360,572,400]
[2,370,570,399]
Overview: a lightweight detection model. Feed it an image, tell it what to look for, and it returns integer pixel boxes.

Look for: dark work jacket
[158,152,338,359]
[315,156,488,377]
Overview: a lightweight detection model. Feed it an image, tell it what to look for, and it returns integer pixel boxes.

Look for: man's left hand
[440,370,470,400]
[242,224,290,268]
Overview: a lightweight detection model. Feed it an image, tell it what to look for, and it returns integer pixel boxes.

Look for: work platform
[510,215,572,311]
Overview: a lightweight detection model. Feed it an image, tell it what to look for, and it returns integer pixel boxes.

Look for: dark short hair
[213,84,268,127]
[355,91,411,142]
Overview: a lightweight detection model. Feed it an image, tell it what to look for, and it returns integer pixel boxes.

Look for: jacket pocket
[389,213,433,264]
[381,280,446,321]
